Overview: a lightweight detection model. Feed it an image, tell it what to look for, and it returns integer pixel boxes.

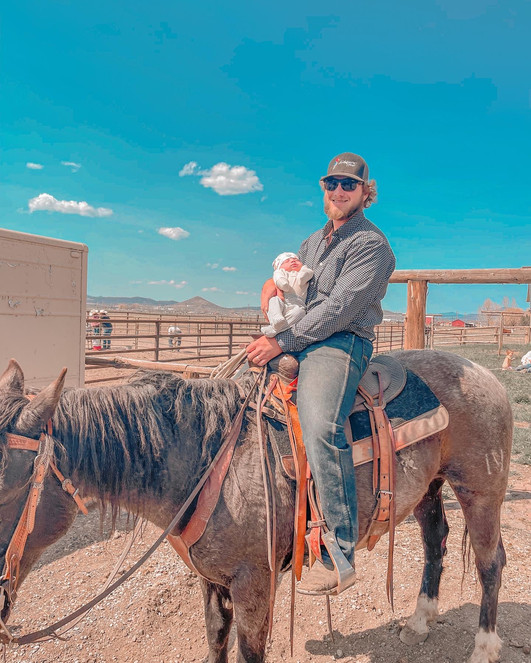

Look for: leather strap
[2,427,55,597]
[272,377,307,656]
[273,379,307,581]
[358,376,397,608]
[167,371,262,576]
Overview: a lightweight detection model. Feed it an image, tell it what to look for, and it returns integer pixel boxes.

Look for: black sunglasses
[323,177,361,192]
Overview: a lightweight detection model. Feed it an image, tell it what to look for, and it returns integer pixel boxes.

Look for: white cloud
[61,161,82,173]
[28,193,113,217]
[202,287,222,292]
[222,266,237,272]
[236,291,249,295]
[130,280,143,285]
[301,200,314,207]
[158,227,190,241]
[26,162,44,170]
[206,262,219,269]
[200,162,263,196]
[179,161,198,176]
[148,279,187,289]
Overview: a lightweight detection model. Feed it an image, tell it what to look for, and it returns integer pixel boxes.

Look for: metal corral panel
[0,228,88,388]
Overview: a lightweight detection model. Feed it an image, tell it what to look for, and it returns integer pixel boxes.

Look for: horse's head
[0,360,77,623]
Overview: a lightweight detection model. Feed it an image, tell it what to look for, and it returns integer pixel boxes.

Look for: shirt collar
[321,210,366,240]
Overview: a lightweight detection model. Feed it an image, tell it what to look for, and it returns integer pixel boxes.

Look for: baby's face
[280,257,303,272]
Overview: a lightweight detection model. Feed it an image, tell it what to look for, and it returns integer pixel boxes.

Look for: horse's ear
[0,359,24,394]
[16,368,67,436]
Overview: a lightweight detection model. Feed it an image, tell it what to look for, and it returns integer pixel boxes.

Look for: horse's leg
[200,579,234,663]
[230,565,271,663]
[400,477,448,645]
[450,486,506,663]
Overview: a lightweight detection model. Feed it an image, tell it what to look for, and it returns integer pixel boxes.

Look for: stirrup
[321,531,356,594]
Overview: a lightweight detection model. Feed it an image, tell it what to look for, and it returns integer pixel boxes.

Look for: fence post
[404,280,428,349]
[198,323,201,357]
[154,321,160,361]
[134,322,139,350]
[498,317,504,356]
[228,322,233,359]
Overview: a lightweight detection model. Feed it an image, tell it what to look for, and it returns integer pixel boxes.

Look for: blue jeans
[295,332,372,564]
[102,327,112,349]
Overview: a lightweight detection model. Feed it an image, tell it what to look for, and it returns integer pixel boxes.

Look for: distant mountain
[178,296,227,311]
[87,294,260,314]
[438,311,480,322]
[382,309,405,322]
[88,295,403,319]
[88,295,180,307]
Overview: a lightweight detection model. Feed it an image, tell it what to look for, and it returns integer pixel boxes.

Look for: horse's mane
[53,371,245,514]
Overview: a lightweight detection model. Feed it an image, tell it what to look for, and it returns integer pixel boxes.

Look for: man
[246,152,395,595]
[168,325,183,349]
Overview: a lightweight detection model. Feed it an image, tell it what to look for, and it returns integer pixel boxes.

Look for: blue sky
[2,0,530,313]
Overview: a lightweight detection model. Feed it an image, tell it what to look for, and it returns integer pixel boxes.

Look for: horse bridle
[1,421,88,610]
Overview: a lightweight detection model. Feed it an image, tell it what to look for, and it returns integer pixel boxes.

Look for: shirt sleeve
[276,237,395,352]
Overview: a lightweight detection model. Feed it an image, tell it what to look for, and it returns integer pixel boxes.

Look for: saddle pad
[350,369,440,441]
[348,369,449,466]
[269,368,449,477]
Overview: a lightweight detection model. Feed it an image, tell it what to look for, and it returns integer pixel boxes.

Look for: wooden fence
[431,325,530,347]
[84,313,530,385]
[85,315,405,384]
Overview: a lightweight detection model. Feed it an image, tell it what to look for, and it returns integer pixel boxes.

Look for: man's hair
[363,179,377,208]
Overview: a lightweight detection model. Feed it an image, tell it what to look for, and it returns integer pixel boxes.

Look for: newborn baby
[261,252,314,338]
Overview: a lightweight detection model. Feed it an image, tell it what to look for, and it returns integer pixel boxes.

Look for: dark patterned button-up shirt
[275,210,395,353]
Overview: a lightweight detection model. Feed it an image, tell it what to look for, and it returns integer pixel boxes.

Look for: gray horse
[0,351,512,663]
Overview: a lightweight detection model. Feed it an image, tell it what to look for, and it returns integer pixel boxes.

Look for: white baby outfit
[261,265,314,337]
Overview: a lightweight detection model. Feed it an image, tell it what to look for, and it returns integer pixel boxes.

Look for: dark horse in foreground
[0,352,512,663]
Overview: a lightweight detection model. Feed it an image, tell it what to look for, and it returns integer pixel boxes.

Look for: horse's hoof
[399,625,429,645]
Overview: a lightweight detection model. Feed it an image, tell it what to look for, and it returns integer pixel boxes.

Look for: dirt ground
[4,462,530,663]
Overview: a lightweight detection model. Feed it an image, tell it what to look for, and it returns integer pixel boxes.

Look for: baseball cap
[321,153,369,182]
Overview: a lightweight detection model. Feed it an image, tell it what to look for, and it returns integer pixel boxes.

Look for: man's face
[323,177,366,222]
[279,257,303,272]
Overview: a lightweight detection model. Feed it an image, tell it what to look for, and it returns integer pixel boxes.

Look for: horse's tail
[460,524,472,588]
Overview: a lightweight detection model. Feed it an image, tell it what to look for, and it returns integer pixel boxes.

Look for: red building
[451,319,466,327]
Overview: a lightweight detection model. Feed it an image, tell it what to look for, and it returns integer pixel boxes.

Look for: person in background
[168,325,183,349]
[515,349,531,373]
[89,310,101,350]
[100,311,113,350]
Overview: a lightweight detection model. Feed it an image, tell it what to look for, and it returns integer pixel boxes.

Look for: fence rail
[84,313,530,385]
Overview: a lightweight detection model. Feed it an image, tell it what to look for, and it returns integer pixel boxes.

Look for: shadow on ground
[304,601,530,663]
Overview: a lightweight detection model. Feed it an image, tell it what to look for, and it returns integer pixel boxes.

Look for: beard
[323,197,361,221]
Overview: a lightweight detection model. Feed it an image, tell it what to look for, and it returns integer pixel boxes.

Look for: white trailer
[0,228,88,388]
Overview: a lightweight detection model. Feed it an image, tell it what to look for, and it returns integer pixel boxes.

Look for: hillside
[87,294,403,319]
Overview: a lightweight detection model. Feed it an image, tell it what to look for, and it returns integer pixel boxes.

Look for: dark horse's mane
[47,371,246,514]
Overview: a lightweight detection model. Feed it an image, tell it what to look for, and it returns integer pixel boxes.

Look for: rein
[0,372,260,646]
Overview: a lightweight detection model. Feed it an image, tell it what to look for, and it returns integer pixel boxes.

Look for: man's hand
[246,335,282,367]
[261,278,284,321]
